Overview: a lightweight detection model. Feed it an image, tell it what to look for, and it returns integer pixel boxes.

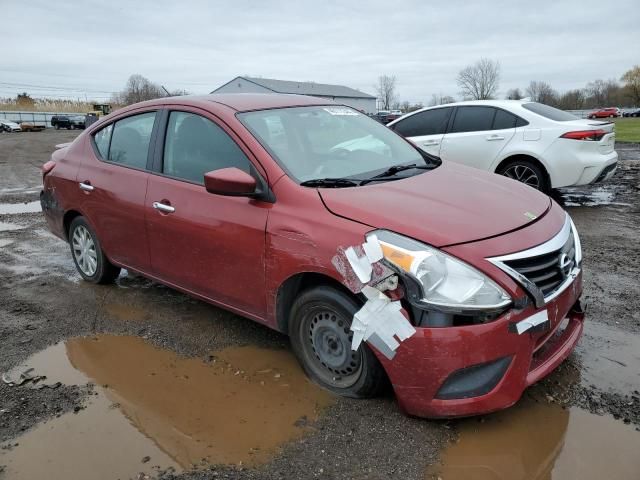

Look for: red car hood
[319,162,551,247]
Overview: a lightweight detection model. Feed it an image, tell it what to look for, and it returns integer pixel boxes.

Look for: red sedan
[588,107,621,118]
[41,94,584,417]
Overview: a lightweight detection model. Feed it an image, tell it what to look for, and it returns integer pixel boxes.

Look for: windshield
[522,102,579,122]
[238,105,428,183]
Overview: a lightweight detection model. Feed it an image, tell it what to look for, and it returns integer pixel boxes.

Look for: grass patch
[612,118,640,143]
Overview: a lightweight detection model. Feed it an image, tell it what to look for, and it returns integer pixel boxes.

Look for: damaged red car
[41,93,584,417]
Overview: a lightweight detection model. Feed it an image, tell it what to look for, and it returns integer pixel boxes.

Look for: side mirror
[204,167,257,196]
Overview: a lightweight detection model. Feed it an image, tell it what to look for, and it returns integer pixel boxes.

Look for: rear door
[440,106,516,171]
[145,108,270,317]
[389,107,452,156]
[77,110,159,271]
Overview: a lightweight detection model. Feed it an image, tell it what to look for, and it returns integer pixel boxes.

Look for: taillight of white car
[560,129,608,141]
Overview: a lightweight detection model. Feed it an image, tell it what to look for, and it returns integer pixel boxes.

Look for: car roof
[136,93,334,113]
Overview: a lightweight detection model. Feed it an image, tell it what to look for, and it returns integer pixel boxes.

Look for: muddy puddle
[556,186,630,207]
[427,398,640,480]
[0,335,334,479]
[0,201,41,214]
[576,321,640,392]
[0,221,23,232]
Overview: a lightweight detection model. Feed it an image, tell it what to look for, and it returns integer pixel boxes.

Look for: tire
[498,158,549,193]
[54,124,59,130]
[68,216,120,284]
[289,286,387,398]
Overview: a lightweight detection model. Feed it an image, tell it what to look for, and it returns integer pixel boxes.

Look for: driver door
[389,107,453,157]
[145,108,270,317]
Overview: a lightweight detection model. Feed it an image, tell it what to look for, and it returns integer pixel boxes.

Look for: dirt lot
[1,129,639,479]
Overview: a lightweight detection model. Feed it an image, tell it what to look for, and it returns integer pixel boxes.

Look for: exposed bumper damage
[333,234,584,418]
[332,234,416,360]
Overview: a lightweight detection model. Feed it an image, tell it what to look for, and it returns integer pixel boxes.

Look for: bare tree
[375,75,397,110]
[505,88,523,100]
[400,100,423,113]
[456,58,500,100]
[584,79,620,107]
[526,81,557,105]
[621,65,640,106]
[428,93,456,106]
[113,74,165,105]
[556,89,585,110]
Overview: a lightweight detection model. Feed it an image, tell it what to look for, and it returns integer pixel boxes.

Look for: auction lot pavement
[1,129,639,479]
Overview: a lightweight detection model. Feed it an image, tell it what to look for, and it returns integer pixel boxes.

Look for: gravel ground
[0,130,638,479]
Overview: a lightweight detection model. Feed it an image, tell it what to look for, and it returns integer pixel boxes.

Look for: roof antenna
[161,86,171,97]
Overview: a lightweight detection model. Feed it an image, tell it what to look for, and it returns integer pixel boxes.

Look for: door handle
[153,201,175,214]
[486,135,505,141]
[422,140,440,146]
[79,182,94,192]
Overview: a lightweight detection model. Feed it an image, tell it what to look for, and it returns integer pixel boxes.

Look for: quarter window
[450,107,495,133]
[163,111,251,184]
[93,123,113,159]
[392,108,452,137]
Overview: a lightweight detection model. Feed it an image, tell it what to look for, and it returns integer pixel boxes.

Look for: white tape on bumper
[515,309,549,334]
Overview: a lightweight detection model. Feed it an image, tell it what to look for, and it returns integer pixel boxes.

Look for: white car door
[440,107,516,171]
[389,107,453,157]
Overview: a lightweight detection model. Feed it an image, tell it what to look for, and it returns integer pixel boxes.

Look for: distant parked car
[387,100,618,192]
[70,115,86,129]
[0,119,22,132]
[622,108,640,118]
[51,115,72,129]
[373,110,400,124]
[19,121,45,132]
[587,107,621,119]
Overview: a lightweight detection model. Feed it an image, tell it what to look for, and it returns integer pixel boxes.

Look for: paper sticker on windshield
[323,107,360,116]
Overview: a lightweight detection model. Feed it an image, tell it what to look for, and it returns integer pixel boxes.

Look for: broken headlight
[370,230,511,311]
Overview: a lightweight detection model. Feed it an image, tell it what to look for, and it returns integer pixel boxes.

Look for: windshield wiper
[359,163,431,185]
[299,177,360,188]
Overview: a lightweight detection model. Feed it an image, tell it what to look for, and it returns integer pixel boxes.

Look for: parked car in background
[587,107,621,119]
[41,93,585,418]
[387,100,618,192]
[373,110,401,124]
[19,121,45,132]
[51,115,72,129]
[622,108,640,118]
[70,115,86,129]
[0,119,22,132]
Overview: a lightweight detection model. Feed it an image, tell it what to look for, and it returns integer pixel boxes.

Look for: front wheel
[289,286,387,398]
[69,216,121,284]
[498,159,549,192]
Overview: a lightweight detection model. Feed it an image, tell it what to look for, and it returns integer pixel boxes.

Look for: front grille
[488,214,581,308]
[502,231,576,297]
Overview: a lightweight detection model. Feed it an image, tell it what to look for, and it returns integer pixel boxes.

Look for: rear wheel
[498,158,549,192]
[69,216,120,284]
[289,286,387,398]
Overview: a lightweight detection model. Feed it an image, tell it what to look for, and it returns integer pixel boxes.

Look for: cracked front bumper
[376,271,584,418]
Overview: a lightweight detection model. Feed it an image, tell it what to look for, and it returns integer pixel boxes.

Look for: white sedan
[0,119,22,132]
[387,100,618,192]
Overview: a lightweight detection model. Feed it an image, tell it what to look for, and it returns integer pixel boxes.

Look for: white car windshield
[239,105,429,183]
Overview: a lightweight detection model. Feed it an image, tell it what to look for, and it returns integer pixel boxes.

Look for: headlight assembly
[370,230,511,312]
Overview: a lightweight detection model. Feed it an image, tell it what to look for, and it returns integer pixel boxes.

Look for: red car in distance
[588,107,621,119]
[41,93,584,418]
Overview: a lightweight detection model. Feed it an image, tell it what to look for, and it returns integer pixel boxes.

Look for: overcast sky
[2,0,638,104]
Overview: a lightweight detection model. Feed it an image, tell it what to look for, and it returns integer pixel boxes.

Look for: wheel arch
[494,153,552,189]
[62,209,84,240]
[275,271,356,334]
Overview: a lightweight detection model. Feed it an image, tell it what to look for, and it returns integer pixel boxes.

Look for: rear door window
[450,107,495,133]
[162,111,251,184]
[392,108,452,137]
[492,109,518,129]
[93,112,157,169]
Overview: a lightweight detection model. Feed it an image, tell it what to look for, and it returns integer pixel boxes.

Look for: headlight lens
[371,230,511,310]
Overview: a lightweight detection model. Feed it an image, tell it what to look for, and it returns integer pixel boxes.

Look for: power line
[0,81,116,94]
